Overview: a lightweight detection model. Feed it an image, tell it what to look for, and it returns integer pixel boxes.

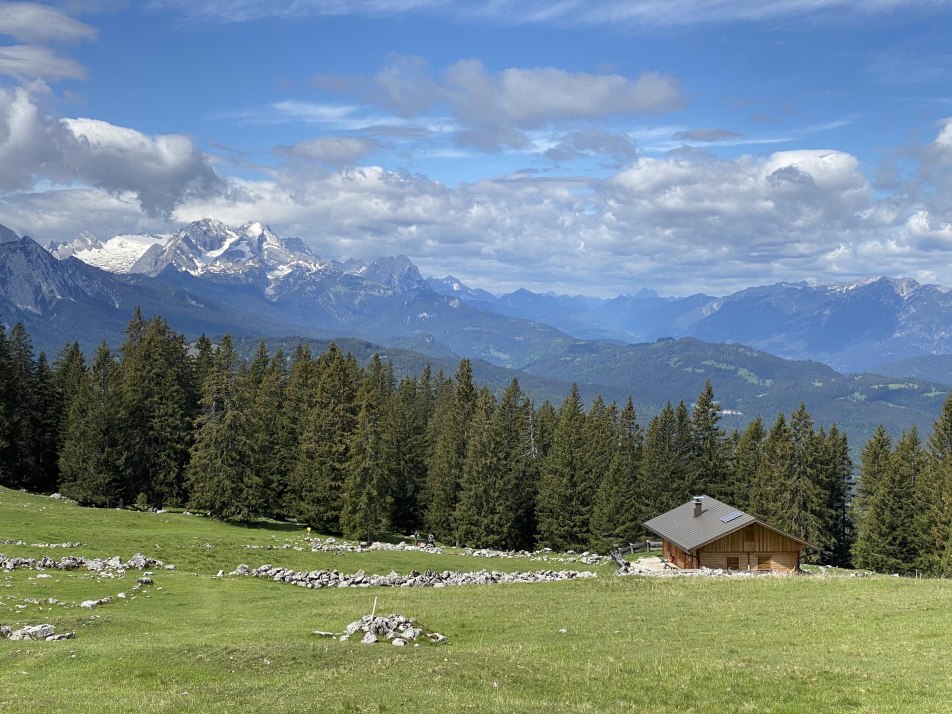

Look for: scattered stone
[0,553,169,574]
[612,556,806,578]
[334,613,447,645]
[80,596,112,609]
[45,632,75,641]
[6,624,54,640]
[237,564,596,590]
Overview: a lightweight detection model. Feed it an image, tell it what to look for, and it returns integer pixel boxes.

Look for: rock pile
[233,564,597,589]
[325,613,447,646]
[242,544,306,552]
[80,576,154,609]
[0,553,172,573]
[612,556,796,578]
[309,538,444,555]
[0,539,81,548]
[1,624,75,641]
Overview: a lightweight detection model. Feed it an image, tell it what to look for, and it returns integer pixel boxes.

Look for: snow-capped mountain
[25,217,952,375]
[47,231,168,273]
[129,219,332,286]
[48,219,435,303]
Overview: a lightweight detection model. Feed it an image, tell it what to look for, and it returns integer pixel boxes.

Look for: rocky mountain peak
[345,255,425,293]
[0,224,21,244]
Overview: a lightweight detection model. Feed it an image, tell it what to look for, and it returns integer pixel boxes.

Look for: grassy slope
[1,487,949,713]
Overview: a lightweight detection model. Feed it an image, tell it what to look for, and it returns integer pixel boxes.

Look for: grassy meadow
[1,486,950,713]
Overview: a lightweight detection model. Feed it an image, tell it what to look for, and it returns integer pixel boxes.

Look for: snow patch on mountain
[46,231,169,273]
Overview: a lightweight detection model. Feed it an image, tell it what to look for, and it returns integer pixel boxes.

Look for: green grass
[2,487,951,712]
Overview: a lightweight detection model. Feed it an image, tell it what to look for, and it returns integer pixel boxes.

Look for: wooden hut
[643,496,818,572]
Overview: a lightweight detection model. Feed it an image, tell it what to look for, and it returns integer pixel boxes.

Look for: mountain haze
[3,218,951,449]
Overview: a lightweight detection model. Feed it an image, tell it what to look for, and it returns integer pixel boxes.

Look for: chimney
[693,496,703,517]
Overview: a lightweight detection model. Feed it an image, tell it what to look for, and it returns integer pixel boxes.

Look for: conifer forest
[3,310,951,573]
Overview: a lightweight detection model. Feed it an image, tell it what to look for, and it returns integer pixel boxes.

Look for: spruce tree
[853,427,928,574]
[640,402,691,516]
[59,343,122,506]
[821,424,853,566]
[689,381,728,500]
[340,362,393,541]
[729,416,765,512]
[275,343,316,515]
[2,323,38,487]
[850,424,893,568]
[750,413,794,526]
[31,353,61,492]
[590,396,644,551]
[52,342,87,451]
[533,400,557,460]
[291,343,359,532]
[781,403,825,549]
[497,379,539,550]
[921,390,952,574]
[186,336,266,522]
[241,343,286,517]
[577,395,617,540]
[0,325,10,486]
[453,388,505,547]
[536,384,586,550]
[389,371,431,533]
[116,312,192,508]
[424,359,476,540]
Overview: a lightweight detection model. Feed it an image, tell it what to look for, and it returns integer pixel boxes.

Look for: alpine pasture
[0,487,948,713]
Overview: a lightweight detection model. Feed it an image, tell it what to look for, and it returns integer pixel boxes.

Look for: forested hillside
[2,312,951,572]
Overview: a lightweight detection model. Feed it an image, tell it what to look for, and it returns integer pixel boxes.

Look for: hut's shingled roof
[643,496,817,553]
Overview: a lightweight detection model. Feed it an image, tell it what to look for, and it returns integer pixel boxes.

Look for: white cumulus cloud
[0,2,97,43]
[0,44,87,79]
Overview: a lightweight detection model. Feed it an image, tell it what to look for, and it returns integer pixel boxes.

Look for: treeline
[0,311,863,562]
[852,402,952,576]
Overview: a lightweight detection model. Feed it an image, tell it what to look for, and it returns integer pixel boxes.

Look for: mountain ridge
[16,218,952,378]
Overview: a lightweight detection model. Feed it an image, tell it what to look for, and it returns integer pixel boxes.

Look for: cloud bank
[147,0,952,27]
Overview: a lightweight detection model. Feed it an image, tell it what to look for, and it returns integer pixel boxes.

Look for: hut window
[757,555,771,570]
[726,557,739,570]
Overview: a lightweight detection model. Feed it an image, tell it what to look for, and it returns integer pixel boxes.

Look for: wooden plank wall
[702,523,802,554]
[699,551,798,572]
[699,523,802,572]
[662,540,698,569]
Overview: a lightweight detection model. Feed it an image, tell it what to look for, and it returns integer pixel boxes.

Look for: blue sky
[2,1,952,295]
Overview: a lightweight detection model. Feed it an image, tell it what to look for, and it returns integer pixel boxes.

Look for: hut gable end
[644,496,818,573]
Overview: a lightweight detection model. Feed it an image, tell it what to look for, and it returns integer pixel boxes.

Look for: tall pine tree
[59,343,122,506]
[424,359,476,540]
[340,357,394,541]
[186,336,267,522]
[291,343,359,532]
[536,384,587,550]
[590,396,644,551]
